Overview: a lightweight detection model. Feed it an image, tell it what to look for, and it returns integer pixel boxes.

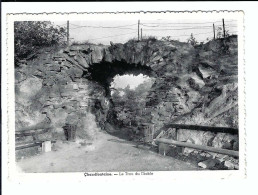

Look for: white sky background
[111,74,152,90]
[54,19,238,45]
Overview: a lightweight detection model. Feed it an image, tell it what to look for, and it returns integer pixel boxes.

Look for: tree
[14,21,66,65]
[111,78,154,127]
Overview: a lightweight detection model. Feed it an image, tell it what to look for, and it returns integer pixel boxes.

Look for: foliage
[161,36,179,42]
[111,79,154,127]
[14,21,66,64]
[71,40,93,46]
[161,36,172,41]
[142,36,158,42]
[128,36,158,43]
[187,33,198,46]
[216,26,230,39]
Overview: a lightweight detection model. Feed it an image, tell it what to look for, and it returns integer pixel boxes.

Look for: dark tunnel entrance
[82,60,156,135]
[83,60,155,97]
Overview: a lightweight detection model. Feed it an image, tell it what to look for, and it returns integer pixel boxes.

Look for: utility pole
[222,18,226,38]
[67,20,69,46]
[213,23,216,40]
[141,28,142,41]
[138,20,140,41]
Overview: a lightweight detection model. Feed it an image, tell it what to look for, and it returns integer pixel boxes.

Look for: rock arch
[15,37,239,147]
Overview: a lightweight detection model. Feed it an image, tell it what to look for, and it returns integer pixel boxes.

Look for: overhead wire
[140,20,238,25]
[87,31,137,41]
[69,23,138,30]
[66,20,238,42]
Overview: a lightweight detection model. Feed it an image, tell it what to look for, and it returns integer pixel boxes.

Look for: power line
[142,24,237,29]
[141,23,237,28]
[88,31,137,41]
[70,26,136,30]
[69,23,137,30]
[55,23,67,27]
[142,25,237,31]
[144,31,214,39]
[141,20,237,25]
[173,31,215,37]
[70,23,137,28]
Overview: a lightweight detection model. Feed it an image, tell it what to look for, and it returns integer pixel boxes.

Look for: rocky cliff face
[15,36,238,150]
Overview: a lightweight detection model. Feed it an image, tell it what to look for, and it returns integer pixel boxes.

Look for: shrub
[187,33,198,46]
[14,21,66,65]
[71,40,92,46]
[216,26,230,39]
[142,36,158,42]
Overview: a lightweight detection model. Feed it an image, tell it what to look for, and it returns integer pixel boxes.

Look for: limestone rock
[233,140,239,151]
[158,143,170,156]
[224,160,235,170]
[91,47,104,63]
[183,138,195,155]
[74,55,89,68]
[198,159,220,169]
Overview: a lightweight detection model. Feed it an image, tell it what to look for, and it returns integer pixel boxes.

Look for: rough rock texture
[15,36,238,155]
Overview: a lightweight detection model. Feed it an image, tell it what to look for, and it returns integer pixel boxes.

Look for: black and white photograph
[4,11,245,177]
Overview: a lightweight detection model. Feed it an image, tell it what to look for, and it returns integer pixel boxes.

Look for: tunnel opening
[110,74,155,130]
[83,60,155,97]
[82,60,156,135]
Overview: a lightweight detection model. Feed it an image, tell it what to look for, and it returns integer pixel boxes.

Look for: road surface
[17,131,198,172]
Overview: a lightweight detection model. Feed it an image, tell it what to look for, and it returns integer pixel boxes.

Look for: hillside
[15,35,238,153]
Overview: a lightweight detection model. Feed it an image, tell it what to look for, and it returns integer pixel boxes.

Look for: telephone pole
[222,18,226,38]
[138,20,140,41]
[67,20,69,46]
[213,23,216,40]
[141,28,142,41]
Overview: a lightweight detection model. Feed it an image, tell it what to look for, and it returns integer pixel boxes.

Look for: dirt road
[17,131,198,172]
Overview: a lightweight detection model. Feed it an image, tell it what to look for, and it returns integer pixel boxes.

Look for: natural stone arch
[16,36,239,145]
[15,39,196,138]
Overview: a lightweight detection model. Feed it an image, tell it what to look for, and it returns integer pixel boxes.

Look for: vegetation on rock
[14,21,66,65]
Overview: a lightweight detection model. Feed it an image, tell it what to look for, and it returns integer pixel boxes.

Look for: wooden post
[213,23,216,40]
[67,20,69,46]
[138,20,140,41]
[141,28,142,40]
[222,18,226,38]
[175,128,178,141]
[42,141,52,152]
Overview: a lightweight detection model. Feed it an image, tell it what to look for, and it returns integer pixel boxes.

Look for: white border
[2,2,257,195]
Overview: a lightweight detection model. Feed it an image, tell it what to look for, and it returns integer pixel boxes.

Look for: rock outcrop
[15,36,238,155]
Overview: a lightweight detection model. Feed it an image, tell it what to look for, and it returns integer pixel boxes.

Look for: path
[17,131,198,172]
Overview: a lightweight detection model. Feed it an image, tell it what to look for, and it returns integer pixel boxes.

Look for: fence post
[138,20,140,41]
[67,20,69,46]
[213,23,216,40]
[222,18,226,38]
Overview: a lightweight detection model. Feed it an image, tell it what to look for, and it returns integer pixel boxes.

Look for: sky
[54,19,238,45]
[111,74,152,90]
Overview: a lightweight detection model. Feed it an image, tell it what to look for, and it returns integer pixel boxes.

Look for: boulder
[91,47,104,63]
[158,143,171,156]
[74,55,89,68]
[224,160,235,170]
[198,159,220,169]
